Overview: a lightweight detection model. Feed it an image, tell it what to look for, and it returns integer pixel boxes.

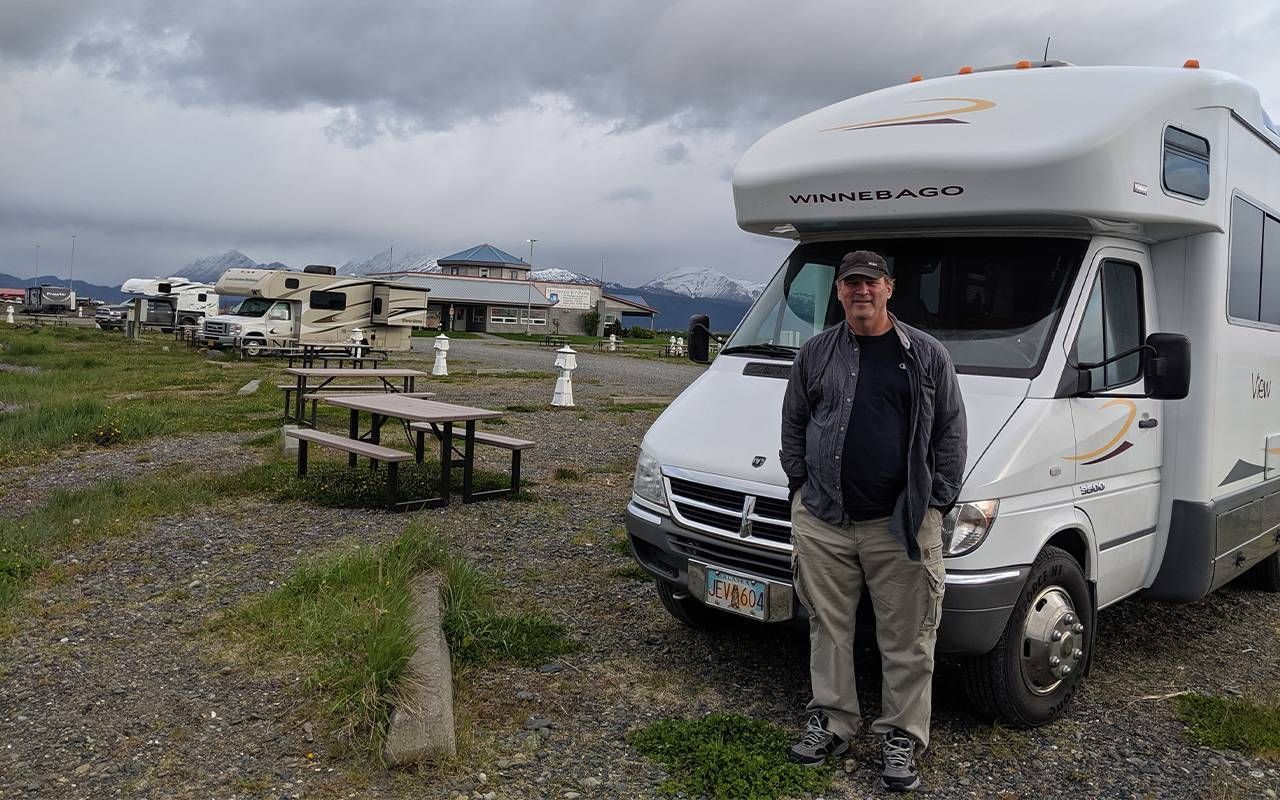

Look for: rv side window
[1228,196,1265,321]
[310,290,347,311]
[1162,127,1209,200]
[197,293,207,302]
[285,278,299,289]
[1073,260,1144,389]
[1263,215,1280,325]
[373,297,384,315]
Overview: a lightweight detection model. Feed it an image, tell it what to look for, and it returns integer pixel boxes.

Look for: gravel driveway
[1,347,1277,799]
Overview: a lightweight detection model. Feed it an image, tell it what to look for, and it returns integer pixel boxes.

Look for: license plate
[703,567,767,620]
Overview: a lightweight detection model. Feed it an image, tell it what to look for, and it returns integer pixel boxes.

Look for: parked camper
[120,277,219,329]
[204,265,429,356]
[626,62,1280,727]
[24,285,76,314]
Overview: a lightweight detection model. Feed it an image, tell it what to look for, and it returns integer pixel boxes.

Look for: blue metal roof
[438,243,528,266]
[606,293,658,314]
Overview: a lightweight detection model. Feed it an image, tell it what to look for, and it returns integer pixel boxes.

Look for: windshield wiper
[719,343,797,359]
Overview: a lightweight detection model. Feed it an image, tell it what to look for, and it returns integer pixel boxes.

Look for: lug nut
[1073,649,1083,659]
[1063,613,1075,625]
[1073,623,1084,634]
[1051,631,1062,642]
[1049,656,1060,666]
[1061,665,1072,675]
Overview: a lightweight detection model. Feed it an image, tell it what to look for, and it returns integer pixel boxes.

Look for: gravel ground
[1,348,1278,799]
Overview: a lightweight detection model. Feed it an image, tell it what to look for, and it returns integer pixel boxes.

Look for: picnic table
[282,367,429,426]
[321,394,508,509]
[285,342,388,368]
[540,334,568,348]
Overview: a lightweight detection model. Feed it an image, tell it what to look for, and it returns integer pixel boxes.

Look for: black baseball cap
[835,250,891,282]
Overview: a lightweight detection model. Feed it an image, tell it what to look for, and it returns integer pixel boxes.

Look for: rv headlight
[632,449,668,509]
[228,323,241,334]
[941,500,999,557]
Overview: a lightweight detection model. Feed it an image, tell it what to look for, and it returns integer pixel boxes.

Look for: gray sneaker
[787,712,848,767]
[878,729,921,792]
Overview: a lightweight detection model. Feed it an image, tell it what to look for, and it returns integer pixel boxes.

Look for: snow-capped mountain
[531,267,598,284]
[343,249,438,275]
[173,250,288,283]
[640,266,766,304]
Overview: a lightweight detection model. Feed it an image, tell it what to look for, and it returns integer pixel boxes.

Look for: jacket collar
[840,313,913,351]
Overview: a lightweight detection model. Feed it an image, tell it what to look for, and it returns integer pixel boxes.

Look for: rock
[74,764,91,776]
[524,717,554,730]
[516,690,535,700]
[581,777,602,788]
[843,758,856,773]
[237,379,261,396]
[188,580,203,589]
[477,772,487,784]
[564,793,581,799]
[1263,789,1276,799]
[537,663,564,674]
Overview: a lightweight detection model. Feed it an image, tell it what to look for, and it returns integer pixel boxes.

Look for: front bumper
[625,500,1028,655]
[204,333,238,347]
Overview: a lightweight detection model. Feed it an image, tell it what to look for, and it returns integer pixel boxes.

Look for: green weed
[1175,693,1280,760]
[628,714,835,799]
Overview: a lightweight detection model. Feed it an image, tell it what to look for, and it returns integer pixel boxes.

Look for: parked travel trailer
[626,62,1280,727]
[24,285,76,314]
[119,277,220,330]
[204,266,430,355]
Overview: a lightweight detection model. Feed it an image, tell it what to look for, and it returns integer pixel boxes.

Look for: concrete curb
[384,573,456,765]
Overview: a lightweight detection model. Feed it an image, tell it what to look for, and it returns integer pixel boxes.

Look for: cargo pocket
[791,548,813,617]
[921,556,945,633]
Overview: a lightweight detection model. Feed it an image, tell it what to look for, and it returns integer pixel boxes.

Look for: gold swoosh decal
[1064,398,1138,461]
[822,97,996,132]
[1268,447,1280,455]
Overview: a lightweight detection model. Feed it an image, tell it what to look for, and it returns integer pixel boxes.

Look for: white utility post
[552,345,577,407]
[432,334,450,376]
[607,333,617,352]
[5,304,14,324]
[524,238,537,334]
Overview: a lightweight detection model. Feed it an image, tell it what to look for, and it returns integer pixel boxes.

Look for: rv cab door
[266,301,298,345]
[1065,248,1163,606]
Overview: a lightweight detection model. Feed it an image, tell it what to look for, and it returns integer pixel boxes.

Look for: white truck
[625,61,1280,727]
[203,265,429,356]
[119,277,220,329]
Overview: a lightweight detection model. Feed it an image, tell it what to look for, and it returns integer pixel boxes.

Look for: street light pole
[69,235,76,290]
[524,238,537,334]
[34,244,39,287]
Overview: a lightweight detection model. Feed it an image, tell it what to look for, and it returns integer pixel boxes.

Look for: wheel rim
[1019,586,1086,695]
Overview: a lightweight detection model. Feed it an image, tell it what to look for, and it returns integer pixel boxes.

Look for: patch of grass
[221,523,576,759]
[242,429,280,448]
[0,465,273,614]
[608,528,631,558]
[255,457,519,511]
[609,563,650,582]
[588,460,632,474]
[504,403,549,413]
[553,466,584,482]
[602,402,669,413]
[484,370,554,379]
[1175,693,1280,759]
[628,714,834,800]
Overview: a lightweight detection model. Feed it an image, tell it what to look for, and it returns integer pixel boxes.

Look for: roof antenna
[1043,36,1051,62]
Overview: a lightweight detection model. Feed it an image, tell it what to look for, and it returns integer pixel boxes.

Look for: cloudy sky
[2,1,1278,287]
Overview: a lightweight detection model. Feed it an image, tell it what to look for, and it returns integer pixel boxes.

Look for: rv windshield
[723,237,1086,377]
[228,298,273,317]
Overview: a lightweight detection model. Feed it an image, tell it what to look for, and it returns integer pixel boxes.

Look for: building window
[310,290,347,311]
[488,306,546,325]
[1163,127,1210,201]
[479,267,489,278]
[450,266,459,275]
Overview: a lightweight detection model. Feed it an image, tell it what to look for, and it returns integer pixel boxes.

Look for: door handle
[1138,418,1158,429]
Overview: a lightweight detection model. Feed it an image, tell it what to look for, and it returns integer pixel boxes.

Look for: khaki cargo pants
[790,495,945,749]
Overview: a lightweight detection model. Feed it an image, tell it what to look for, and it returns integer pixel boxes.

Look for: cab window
[1073,260,1144,389]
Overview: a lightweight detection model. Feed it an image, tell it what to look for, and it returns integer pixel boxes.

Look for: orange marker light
[1183,59,1200,69]
[909,74,924,82]
[1016,60,1031,69]
[958,66,973,75]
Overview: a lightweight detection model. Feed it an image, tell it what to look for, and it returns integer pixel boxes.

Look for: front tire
[961,545,1092,727]
[656,579,725,629]
[242,337,266,357]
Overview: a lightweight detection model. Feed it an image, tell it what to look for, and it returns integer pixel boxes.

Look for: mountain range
[4,250,769,330]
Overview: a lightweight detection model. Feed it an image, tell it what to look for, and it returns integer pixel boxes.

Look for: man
[780,250,966,792]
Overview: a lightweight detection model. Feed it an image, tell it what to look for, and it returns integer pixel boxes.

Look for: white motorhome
[120,276,220,329]
[626,62,1280,727]
[204,266,429,355]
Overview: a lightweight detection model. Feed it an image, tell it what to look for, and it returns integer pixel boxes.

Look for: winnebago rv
[24,285,76,314]
[626,62,1280,727]
[120,277,220,330]
[204,266,429,355]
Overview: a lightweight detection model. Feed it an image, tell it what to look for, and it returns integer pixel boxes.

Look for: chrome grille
[666,474,792,546]
[203,321,228,335]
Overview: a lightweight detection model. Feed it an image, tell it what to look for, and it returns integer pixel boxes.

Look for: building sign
[548,287,592,310]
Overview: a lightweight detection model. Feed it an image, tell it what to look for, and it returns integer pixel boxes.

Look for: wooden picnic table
[283,367,428,426]
[322,394,503,509]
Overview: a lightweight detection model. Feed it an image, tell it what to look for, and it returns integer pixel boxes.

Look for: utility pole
[69,234,76,290]
[34,244,39,287]
[524,238,537,334]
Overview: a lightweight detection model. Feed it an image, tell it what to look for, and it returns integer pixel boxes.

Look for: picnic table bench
[286,428,413,510]
[409,423,534,501]
[540,334,569,348]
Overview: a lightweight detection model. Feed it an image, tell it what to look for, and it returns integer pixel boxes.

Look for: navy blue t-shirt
[841,329,911,520]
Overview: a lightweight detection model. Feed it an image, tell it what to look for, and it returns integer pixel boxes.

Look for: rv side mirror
[1144,333,1191,400]
[688,314,711,364]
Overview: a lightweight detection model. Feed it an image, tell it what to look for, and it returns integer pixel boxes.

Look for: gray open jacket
[780,316,968,561]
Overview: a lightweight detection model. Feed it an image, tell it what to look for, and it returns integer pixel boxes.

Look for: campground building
[370,243,657,335]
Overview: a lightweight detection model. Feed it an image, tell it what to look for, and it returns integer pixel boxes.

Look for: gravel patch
[2,345,1278,799]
